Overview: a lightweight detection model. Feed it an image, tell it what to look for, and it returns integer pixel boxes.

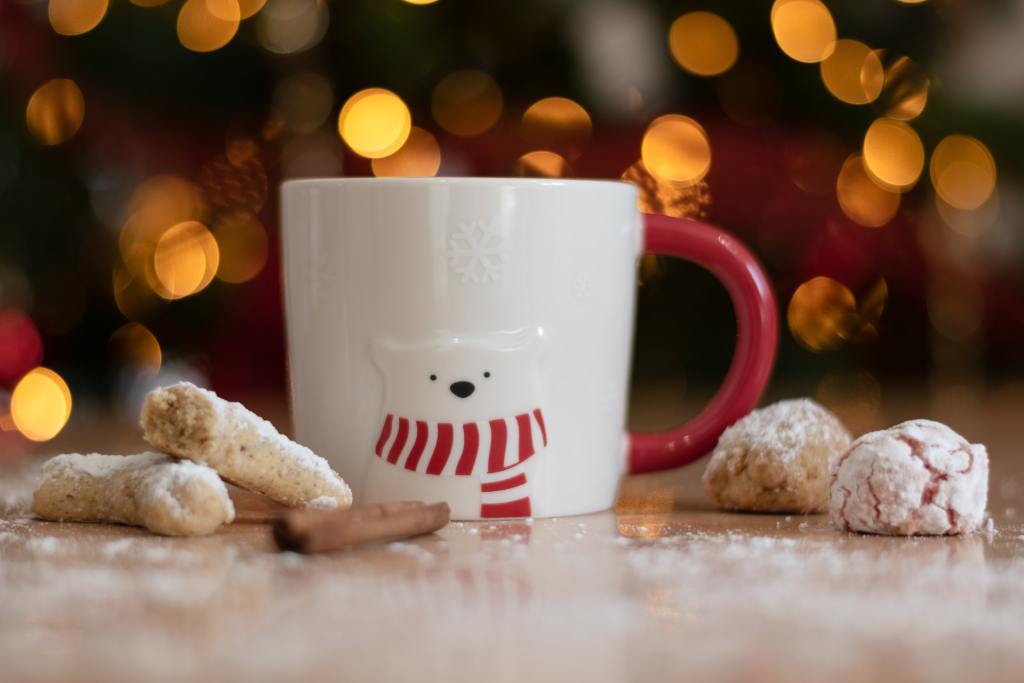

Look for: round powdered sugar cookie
[830,419,988,535]
[702,399,852,513]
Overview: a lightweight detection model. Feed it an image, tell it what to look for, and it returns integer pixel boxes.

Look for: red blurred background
[0,0,1021,454]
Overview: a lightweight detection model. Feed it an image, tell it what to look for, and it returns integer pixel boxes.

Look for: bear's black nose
[449,381,475,398]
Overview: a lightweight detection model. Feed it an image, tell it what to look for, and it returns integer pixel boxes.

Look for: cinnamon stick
[273,501,450,553]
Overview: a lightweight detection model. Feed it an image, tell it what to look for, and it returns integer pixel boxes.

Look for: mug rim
[281,176,635,192]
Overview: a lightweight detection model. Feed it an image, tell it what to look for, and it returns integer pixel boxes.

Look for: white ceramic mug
[281,178,777,519]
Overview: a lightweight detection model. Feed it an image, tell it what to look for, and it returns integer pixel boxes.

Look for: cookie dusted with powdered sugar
[702,399,852,513]
[32,452,234,536]
[830,419,988,535]
[141,382,352,509]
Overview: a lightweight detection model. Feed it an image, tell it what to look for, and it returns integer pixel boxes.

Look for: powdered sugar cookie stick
[32,452,235,536]
[141,382,352,509]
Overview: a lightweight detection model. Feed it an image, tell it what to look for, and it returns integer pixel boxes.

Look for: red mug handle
[628,213,778,474]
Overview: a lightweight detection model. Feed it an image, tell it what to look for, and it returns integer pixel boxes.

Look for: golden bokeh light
[515,151,571,178]
[212,211,269,283]
[929,135,997,211]
[177,0,240,53]
[819,39,884,105]
[668,11,739,77]
[200,150,268,215]
[112,266,163,321]
[640,114,711,187]
[11,367,72,442]
[25,78,85,146]
[622,159,711,220]
[875,55,929,121]
[337,88,411,159]
[48,0,108,36]
[238,0,268,19]
[226,137,260,166]
[636,253,665,288]
[152,221,220,300]
[431,70,503,137]
[403,0,440,4]
[371,127,442,178]
[257,0,329,55]
[770,0,836,63]
[120,175,206,278]
[934,191,999,238]
[862,118,924,191]
[836,154,900,228]
[850,277,888,343]
[521,97,592,160]
[109,323,162,374]
[788,276,857,352]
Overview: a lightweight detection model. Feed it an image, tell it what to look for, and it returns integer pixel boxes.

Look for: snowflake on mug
[447,220,506,284]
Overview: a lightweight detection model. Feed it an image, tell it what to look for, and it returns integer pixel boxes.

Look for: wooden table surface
[1,389,1023,683]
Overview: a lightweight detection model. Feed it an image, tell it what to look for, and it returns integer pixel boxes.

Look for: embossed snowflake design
[447,220,507,284]
[571,274,592,301]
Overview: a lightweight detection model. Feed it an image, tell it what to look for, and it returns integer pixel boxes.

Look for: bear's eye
[429,374,437,381]
[483,371,491,378]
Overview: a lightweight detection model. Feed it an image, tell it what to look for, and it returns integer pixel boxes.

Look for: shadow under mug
[281,178,777,519]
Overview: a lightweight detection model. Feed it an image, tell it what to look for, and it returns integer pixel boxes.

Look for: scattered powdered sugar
[27,536,62,555]
[387,541,437,565]
[304,496,339,510]
[100,538,138,558]
[43,452,166,479]
[99,538,197,564]
[2,467,1023,683]
[714,399,846,463]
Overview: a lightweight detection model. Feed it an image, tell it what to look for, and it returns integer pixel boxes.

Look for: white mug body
[281,178,642,519]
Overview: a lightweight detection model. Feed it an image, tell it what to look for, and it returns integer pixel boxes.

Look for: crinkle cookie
[702,399,852,513]
[830,419,988,535]
[141,382,352,509]
[32,452,234,536]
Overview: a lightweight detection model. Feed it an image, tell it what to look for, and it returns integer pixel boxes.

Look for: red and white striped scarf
[374,409,547,518]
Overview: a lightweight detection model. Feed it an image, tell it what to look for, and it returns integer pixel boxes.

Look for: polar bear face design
[372,328,544,424]
[369,327,548,519]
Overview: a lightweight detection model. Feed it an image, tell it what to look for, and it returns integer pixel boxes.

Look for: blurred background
[0,0,1022,456]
